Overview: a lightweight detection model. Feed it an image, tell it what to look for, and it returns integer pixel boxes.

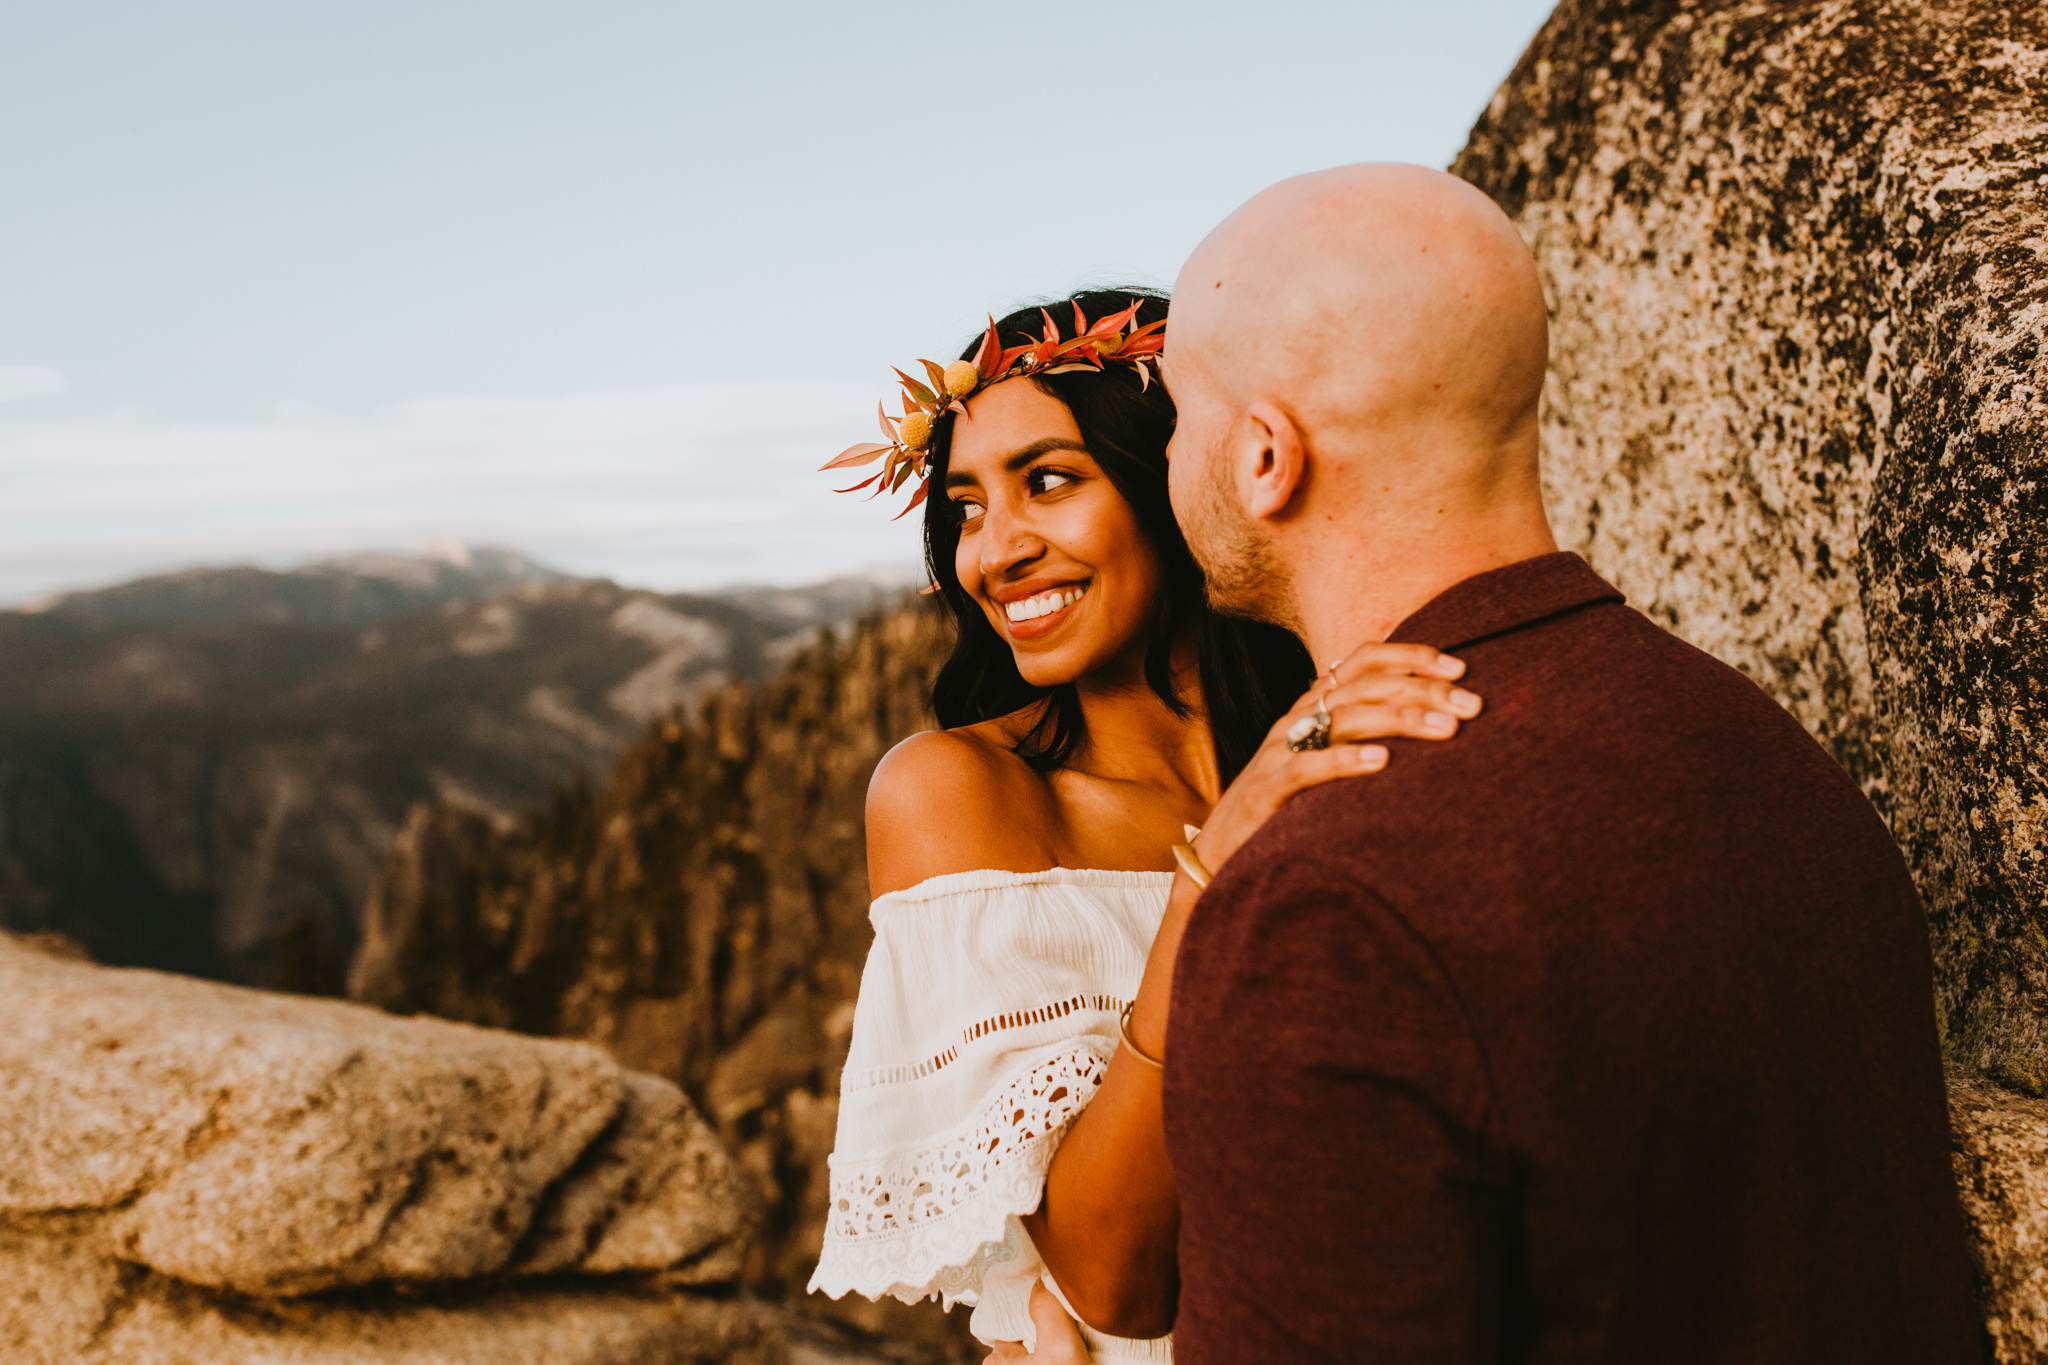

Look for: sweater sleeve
[1163,851,1509,1365]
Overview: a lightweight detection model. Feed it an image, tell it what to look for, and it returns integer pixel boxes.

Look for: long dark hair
[922,288,1313,785]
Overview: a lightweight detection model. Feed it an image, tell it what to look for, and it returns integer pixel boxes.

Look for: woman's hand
[1023,645,1480,1336]
[984,1281,1094,1363]
[1189,643,1478,877]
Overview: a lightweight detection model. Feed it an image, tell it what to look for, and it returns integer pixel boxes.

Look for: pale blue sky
[0,0,1554,600]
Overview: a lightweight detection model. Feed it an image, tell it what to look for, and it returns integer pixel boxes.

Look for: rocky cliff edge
[0,929,920,1364]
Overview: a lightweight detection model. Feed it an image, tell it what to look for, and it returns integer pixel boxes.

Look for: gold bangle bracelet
[1118,1001,1165,1071]
[1172,841,1212,890]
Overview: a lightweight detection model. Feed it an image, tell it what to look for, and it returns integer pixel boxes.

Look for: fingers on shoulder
[1336,641,1465,679]
[1282,742,1390,795]
[1333,674,1460,709]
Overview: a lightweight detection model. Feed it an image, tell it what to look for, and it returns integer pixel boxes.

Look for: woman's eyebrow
[1004,438,1088,472]
[947,437,1089,488]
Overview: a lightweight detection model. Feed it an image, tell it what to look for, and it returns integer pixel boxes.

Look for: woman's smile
[996,579,1092,635]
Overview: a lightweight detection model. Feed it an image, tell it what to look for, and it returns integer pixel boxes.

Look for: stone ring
[1287,699,1333,753]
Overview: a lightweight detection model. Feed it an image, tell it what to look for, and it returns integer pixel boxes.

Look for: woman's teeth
[1004,584,1089,623]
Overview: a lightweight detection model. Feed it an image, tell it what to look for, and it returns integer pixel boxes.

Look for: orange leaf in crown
[821,442,893,472]
[972,318,1003,377]
[993,342,1036,378]
[1092,297,1142,336]
[1033,308,1063,364]
[894,480,930,520]
[893,369,938,408]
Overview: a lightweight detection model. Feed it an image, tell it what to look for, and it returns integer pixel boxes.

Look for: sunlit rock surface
[1,1257,778,1365]
[1453,0,2048,1071]
[0,931,757,1295]
[0,930,806,1363]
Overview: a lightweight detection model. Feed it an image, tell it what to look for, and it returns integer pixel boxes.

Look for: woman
[808,291,1479,1361]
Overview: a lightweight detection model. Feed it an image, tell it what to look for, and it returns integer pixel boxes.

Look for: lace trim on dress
[842,993,1127,1092]
[810,1040,1113,1305]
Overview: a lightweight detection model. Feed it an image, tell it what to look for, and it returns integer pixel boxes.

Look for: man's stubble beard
[1180,439,1302,636]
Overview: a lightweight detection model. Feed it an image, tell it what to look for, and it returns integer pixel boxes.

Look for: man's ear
[1240,399,1307,522]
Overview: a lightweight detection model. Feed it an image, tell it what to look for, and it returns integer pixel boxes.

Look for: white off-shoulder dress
[809,868,1175,1362]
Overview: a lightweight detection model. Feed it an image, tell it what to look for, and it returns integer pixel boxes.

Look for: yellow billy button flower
[898,411,934,451]
[942,360,979,399]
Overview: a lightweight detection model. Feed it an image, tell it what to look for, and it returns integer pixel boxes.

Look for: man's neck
[1291,511,1559,665]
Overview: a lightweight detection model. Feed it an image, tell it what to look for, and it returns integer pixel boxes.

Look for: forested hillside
[0,551,895,988]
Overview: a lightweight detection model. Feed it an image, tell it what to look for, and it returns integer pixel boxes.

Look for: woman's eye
[950,499,984,527]
[1028,468,1077,495]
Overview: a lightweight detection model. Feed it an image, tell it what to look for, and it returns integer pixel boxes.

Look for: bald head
[1174,162,1548,449]
[1164,163,1557,654]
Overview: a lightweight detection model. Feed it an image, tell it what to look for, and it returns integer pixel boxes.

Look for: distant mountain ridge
[0,548,909,990]
[32,545,567,629]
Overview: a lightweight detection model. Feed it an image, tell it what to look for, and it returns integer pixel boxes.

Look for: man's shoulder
[1451,593,1830,765]
[1232,595,1871,888]
[1530,595,1792,703]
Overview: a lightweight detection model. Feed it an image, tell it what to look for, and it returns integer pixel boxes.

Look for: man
[1036,164,1981,1361]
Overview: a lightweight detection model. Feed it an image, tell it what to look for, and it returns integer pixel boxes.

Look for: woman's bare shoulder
[865,722,1061,898]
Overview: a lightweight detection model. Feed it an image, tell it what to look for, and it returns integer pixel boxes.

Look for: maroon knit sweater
[1163,553,1981,1363]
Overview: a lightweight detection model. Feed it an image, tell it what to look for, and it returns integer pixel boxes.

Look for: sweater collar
[1385,552,1625,653]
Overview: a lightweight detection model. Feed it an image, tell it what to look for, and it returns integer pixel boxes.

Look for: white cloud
[0,378,927,604]
[0,366,66,404]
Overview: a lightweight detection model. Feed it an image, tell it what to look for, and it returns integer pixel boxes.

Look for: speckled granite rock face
[1453,0,2048,1067]
[1951,1068,2048,1360]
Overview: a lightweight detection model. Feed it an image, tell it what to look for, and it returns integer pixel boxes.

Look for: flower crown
[821,297,1165,517]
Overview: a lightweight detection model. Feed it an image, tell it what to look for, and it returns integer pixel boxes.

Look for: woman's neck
[1066,634,1219,806]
